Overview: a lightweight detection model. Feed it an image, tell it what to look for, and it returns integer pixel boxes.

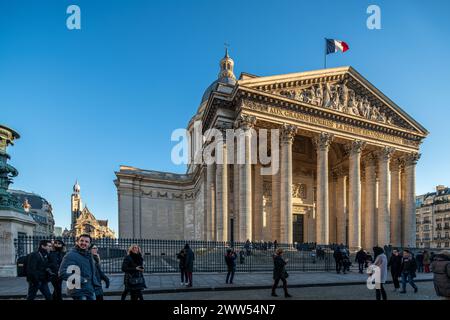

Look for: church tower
[71,180,82,230]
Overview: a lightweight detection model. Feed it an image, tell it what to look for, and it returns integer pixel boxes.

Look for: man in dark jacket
[388,249,402,291]
[184,243,195,287]
[334,247,344,274]
[355,249,367,274]
[26,240,53,300]
[271,248,291,298]
[59,234,100,300]
[48,240,66,301]
[431,250,450,299]
[400,249,418,294]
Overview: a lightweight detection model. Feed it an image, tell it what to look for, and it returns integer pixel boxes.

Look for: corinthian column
[206,161,216,241]
[271,158,280,242]
[347,140,366,251]
[215,134,228,242]
[363,153,377,251]
[334,168,347,245]
[377,146,395,247]
[235,114,256,242]
[313,132,334,245]
[403,153,420,247]
[390,158,402,247]
[280,124,296,244]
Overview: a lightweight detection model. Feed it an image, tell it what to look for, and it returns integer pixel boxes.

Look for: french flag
[326,38,349,54]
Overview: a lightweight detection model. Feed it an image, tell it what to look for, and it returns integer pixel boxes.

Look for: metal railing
[14,236,334,273]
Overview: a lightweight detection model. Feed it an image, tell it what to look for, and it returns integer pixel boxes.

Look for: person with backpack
[59,234,100,300]
[26,239,53,300]
[48,239,66,301]
[400,249,418,294]
[224,248,237,284]
[431,250,450,299]
[355,248,367,274]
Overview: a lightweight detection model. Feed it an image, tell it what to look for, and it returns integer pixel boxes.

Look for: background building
[63,181,115,239]
[54,226,63,237]
[416,185,450,248]
[8,190,55,237]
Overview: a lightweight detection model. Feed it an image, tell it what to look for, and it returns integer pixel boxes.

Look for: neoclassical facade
[115,51,427,249]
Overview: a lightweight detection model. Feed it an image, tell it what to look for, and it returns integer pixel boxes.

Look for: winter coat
[48,250,65,276]
[59,247,100,298]
[177,251,186,270]
[184,248,195,272]
[355,250,367,263]
[401,256,417,276]
[273,255,287,280]
[26,250,50,284]
[431,252,450,297]
[423,252,431,265]
[374,253,388,283]
[333,250,343,262]
[93,255,109,296]
[122,254,146,291]
[225,253,237,272]
[388,254,402,276]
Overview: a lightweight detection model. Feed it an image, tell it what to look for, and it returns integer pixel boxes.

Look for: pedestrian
[225,248,237,284]
[273,240,278,250]
[91,245,110,301]
[423,250,431,273]
[333,247,344,274]
[239,249,245,264]
[121,244,146,300]
[400,249,418,294]
[431,250,450,300]
[416,251,424,273]
[26,239,53,300]
[388,249,402,292]
[184,243,195,287]
[372,246,388,300]
[48,239,66,301]
[271,248,291,298]
[177,249,188,286]
[59,234,99,300]
[355,248,367,274]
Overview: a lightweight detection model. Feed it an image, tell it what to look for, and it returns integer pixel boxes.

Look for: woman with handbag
[121,244,147,300]
[271,248,292,298]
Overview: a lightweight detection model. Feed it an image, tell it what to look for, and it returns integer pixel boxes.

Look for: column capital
[376,146,395,161]
[403,152,421,167]
[344,140,366,155]
[280,123,297,144]
[390,157,403,171]
[331,166,347,180]
[312,132,334,151]
[214,122,233,138]
[362,152,377,167]
[234,114,256,131]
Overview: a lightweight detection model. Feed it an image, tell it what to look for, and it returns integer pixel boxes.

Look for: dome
[73,180,80,193]
[200,49,237,104]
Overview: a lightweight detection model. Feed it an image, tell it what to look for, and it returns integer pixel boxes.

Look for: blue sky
[1,0,449,232]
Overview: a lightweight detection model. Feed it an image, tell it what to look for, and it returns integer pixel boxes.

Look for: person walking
[423,250,431,273]
[416,251,424,273]
[225,248,237,284]
[59,234,100,300]
[400,249,418,294]
[333,247,344,274]
[355,248,367,274]
[26,239,53,300]
[91,245,110,301]
[184,243,195,287]
[388,249,402,292]
[271,248,292,298]
[121,244,146,300]
[431,250,450,300]
[48,239,66,301]
[372,246,388,300]
[176,249,188,286]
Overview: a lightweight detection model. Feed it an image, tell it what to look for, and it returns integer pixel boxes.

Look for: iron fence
[14,236,334,273]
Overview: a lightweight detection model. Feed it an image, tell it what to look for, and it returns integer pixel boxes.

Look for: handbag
[283,271,289,278]
[128,274,145,287]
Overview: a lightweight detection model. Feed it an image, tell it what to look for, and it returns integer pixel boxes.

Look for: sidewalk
[0,271,434,299]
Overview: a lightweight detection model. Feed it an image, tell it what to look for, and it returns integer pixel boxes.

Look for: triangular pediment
[238,67,428,135]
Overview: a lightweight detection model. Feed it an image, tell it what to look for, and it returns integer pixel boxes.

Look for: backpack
[17,254,30,277]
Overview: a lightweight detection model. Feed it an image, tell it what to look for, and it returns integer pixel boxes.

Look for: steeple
[73,179,80,193]
[218,48,236,81]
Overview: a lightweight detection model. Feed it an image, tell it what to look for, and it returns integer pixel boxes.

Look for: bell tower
[71,180,82,229]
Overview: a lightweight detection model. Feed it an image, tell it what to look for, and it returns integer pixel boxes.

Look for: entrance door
[293,214,304,243]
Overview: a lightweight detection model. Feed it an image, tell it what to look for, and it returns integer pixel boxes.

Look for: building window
[446,242,450,248]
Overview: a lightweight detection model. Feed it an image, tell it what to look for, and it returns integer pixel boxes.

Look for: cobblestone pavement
[108,281,442,300]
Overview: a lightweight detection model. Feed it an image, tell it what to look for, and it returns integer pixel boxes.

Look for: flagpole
[324,38,327,69]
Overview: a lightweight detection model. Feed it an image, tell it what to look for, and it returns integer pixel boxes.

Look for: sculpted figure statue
[323,83,332,108]
[340,83,349,109]
[315,84,323,106]
[331,89,340,110]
